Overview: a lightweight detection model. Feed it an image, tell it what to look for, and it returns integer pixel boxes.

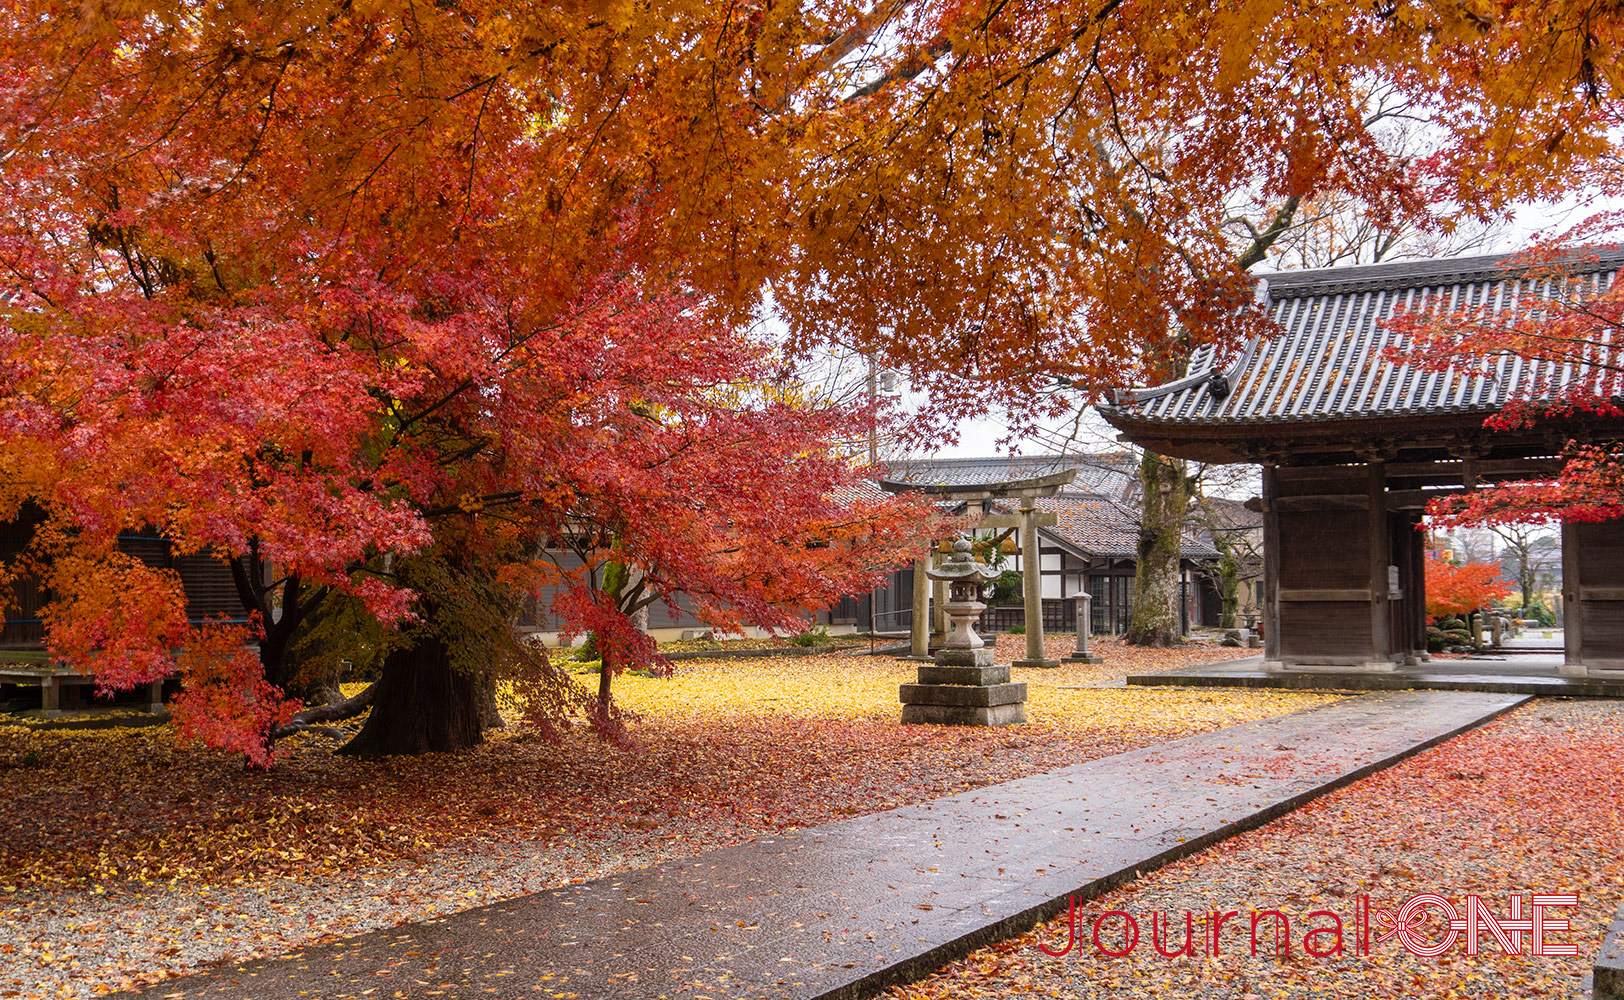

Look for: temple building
[1103,249,1624,675]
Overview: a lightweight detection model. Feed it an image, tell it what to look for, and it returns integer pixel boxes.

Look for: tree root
[270,681,377,740]
[273,723,348,741]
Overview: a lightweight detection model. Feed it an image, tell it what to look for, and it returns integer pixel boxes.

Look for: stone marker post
[899,536,1028,726]
[40,674,61,716]
[1063,592,1103,664]
[1471,612,1485,652]
[1490,613,1505,648]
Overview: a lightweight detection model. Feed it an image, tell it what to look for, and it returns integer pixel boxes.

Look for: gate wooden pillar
[1562,519,1624,675]
[1263,463,1406,672]
[1408,511,1430,663]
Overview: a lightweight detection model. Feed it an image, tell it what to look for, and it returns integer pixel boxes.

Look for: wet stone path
[122,691,1528,1000]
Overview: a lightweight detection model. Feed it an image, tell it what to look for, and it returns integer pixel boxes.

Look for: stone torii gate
[880,468,1077,669]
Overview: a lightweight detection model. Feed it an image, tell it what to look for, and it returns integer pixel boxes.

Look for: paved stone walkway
[124,691,1527,1000]
[1128,654,1624,697]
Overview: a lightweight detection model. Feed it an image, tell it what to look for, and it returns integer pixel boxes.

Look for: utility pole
[867,354,879,637]
[866,355,879,469]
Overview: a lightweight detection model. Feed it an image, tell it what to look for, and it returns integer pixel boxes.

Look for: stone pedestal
[39,675,62,717]
[1596,902,1624,1000]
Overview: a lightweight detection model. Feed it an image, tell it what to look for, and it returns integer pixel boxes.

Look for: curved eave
[1100,407,1521,465]
[878,468,1080,499]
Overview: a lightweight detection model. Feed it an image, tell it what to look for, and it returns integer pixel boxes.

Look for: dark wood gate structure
[1104,250,1624,675]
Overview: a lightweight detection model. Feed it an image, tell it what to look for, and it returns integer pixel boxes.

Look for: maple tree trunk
[338,635,483,756]
[1215,536,1241,630]
[477,669,505,730]
[1126,451,1190,647]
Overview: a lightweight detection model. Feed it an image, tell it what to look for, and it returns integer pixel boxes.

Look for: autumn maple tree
[0,3,940,763]
[1424,551,1513,619]
[0,0,1619,756]
[755,0,1622,647]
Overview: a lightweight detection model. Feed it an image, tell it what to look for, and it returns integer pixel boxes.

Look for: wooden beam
[1384,488,1473,511]
[1261,467,1280,662]
[1579,587,1624,602]
[1271,494,1369,513]
[1564,521,1582,668]
[1385,458,1564,478]
[1369,463,1391,660]
[1279,588,1374,602]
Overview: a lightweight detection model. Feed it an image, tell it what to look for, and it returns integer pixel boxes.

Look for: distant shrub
[1008,624,1026,635]
[1427,615,1472,652]
[791,625,831,647]
[990,570,1024,605]
[1524,602,1557,626]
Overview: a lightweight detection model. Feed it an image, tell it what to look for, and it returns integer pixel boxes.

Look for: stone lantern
[898,535,1028,726]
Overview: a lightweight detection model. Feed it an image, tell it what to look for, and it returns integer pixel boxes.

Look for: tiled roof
[884,455,1081,487]
[829,479,891,506]
[1061,453,1140,502]
[988,495,1219,560]
[1103,248,1624,427]
[1201,496,1263,532]
[885,453,1139,501]
[1037,496,1142,558]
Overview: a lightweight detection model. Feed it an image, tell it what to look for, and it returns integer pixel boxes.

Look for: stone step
[933,647,996,667]
[899,701,1030,726]
[899,681,1027,708]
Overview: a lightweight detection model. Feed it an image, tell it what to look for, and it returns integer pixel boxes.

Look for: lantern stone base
[1012,657,1061,670]
[934,647,995,667]
[899,675,1028,726]
[899,681,1027,707]
[906,536,1028,726]
[918,663,1009,685]
[1063,654,1104,664]
[900,702,1029,726]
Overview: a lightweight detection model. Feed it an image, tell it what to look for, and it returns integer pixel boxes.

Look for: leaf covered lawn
[0,635,1322,997]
